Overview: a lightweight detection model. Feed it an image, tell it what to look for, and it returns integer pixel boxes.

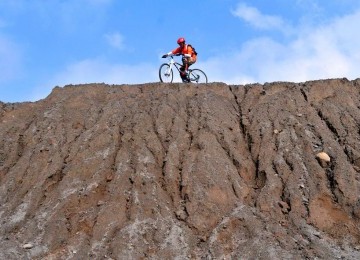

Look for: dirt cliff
[1,79,360,259]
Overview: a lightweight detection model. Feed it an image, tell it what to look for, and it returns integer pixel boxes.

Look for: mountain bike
[159,54,208,83]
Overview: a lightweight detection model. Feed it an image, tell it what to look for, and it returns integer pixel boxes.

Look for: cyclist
[162,37,197,82]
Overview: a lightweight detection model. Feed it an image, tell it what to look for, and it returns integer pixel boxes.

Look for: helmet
[177,37,185,44]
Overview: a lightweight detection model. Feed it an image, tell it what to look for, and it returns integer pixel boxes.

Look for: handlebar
[162,53,182,58]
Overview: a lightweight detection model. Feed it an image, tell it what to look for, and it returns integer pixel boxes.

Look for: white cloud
[30,58,160,101]
[55,59,158,84]
[231,3,288,31]
[104,32,125,50]
[202,6,360,85]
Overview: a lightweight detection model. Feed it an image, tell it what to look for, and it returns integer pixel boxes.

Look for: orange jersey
[172,44,197,61]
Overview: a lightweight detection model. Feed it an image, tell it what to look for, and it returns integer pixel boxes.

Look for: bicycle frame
[165,55,182,74]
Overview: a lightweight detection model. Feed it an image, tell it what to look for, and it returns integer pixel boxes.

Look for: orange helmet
[177,37,185,44]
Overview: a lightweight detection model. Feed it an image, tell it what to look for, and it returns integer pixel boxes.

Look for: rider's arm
[162,51,174,58]
[163,47,182,57]
[162,49,177,58]
[170,47,182,55]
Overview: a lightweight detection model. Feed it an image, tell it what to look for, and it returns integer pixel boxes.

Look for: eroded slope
[1,79,360,259]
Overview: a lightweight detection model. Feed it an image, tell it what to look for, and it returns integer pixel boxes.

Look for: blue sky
[1,0,360,102]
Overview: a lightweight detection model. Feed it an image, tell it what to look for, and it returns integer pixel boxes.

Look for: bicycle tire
[189,69,208,83]
[159,64,173,83]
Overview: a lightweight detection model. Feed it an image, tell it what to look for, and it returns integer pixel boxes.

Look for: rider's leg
[181,57,196,82]
[180,66,187,80]
[180,57,188,76]
[180,57,192,78]
[179,67,186,81]
[180,65,188,82]
[183,56,195,70]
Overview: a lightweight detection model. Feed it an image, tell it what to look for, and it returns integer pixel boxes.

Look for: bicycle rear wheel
[159,64,173,83]
[189,69,208,83]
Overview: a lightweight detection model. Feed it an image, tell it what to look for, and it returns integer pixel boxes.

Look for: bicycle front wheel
[159,64,173,83]
[189,69,208,83]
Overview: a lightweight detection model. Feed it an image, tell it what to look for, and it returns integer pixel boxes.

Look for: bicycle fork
[165,60,174,76]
